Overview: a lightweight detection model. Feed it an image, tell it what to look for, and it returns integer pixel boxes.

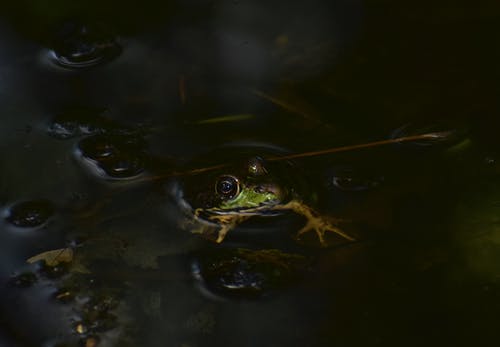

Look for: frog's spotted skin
[182,154,355,247]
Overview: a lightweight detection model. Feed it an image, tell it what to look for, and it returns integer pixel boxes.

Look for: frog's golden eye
[215,175,240,200]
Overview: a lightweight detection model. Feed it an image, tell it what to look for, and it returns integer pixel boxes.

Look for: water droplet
[49,22,121,69]
[5,200,54,228]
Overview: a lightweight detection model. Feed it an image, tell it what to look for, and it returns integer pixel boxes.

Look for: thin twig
[266,131,453,161]
[134,131,453,182]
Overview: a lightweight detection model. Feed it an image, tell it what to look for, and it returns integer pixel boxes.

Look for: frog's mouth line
[197,194,284,220]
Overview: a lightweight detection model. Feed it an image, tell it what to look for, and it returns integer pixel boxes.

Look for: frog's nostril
[254,186,265,193]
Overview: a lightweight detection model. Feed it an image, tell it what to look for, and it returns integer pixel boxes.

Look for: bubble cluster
[76,133,148,180]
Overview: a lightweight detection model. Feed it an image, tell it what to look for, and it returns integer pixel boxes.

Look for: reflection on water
[48,21,121,70]
[0,0,498,346]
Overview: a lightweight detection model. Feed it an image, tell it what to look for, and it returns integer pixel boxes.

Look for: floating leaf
[27,248,74,267]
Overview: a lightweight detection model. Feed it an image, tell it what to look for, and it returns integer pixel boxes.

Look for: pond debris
[27,247,74,267]
[194,114,255,125]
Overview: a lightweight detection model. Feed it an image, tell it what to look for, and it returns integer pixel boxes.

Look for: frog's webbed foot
[272,200,355,247]
[295,215,353,247]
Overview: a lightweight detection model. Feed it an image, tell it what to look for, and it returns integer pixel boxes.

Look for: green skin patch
[219,186,279,210]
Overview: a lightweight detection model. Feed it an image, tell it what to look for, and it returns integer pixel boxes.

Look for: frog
[179,154,355,247]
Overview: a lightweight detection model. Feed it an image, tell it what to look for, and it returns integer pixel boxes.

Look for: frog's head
[182,156,288,214]
[214,157,284,210]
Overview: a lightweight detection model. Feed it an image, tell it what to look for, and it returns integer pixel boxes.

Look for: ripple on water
[4,200,54,228]
[47,21,121,69]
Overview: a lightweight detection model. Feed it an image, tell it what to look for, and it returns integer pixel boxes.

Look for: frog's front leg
[194,208,251,243]
[271,200,355,247]
[209,214,252,243]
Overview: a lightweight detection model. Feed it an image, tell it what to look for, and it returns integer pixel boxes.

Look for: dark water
[0,1,499,346]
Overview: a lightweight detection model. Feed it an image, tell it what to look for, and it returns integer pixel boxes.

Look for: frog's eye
[248,156,267,176]
[215,175,240,200]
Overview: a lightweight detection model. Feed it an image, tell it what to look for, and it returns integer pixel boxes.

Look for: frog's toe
[215,225,231,243]
[324,223,355,242]
[295,221,327,247]
[295,219,354,247]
